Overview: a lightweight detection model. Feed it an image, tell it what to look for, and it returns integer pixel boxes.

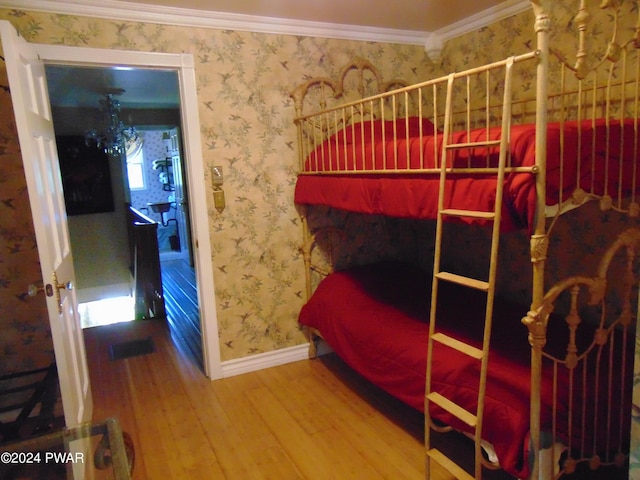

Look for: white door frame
[35,43,222,379]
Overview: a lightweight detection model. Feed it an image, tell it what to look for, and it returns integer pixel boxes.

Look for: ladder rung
[435,271,489,291]
[432,333,483,359]
[445,139,502,150]
[427,392,477,427]
[427,448,474,480]
[441,208,495,219]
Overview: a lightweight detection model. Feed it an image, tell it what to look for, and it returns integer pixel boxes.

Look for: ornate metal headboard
[290,57,409,119]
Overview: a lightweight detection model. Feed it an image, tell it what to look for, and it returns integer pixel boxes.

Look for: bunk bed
[292,1,639,479]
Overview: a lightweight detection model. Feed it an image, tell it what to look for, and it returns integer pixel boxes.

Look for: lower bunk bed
[298,254,635,479]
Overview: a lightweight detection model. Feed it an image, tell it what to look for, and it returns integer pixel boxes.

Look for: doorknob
[27,274,73,314]
[28,275,73,296]
[53,273,73,293]
[27,283,53,297]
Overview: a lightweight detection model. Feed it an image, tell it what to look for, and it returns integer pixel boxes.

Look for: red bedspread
[298,262,631,478]
[294,118,639,231]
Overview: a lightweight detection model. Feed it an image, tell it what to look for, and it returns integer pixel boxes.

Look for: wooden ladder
[424,58,516,480]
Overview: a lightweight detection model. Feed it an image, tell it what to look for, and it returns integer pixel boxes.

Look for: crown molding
[0,0,426,45]
[2,0,531,47]
[435,0,531,42]
[423,0,530,61]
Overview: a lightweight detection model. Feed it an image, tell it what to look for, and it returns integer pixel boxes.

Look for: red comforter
[294,118,639,231]
[298,262,632,478]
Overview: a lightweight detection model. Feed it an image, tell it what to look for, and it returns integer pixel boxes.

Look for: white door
[0,21,92,426]
[168,127,193,265]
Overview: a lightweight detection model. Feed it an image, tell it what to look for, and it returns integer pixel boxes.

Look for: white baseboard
[220,340,335,378]
[220,343,311,378]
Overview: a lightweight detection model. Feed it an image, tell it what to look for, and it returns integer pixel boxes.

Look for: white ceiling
[46,65,180,109]
[118,0,509,32]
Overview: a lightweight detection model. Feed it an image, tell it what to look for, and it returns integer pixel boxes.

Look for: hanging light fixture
[85,91,138,155]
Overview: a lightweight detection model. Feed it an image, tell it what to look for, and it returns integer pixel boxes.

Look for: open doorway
[45,64,203,368]
[9,38,221,381]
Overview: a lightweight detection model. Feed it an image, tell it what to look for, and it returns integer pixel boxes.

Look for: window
[126,137,145,190]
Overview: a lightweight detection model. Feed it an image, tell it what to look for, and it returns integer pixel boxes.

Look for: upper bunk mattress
[294,118,639,230]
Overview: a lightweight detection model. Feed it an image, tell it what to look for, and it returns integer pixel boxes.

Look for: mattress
[298,262,632,478]
[294,118,639,231]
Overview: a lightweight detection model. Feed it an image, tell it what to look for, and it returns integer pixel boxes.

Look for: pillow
[405,116,438,137]
[339,117,437,144]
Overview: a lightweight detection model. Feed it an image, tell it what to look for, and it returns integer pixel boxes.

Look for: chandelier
[85,93,138,155]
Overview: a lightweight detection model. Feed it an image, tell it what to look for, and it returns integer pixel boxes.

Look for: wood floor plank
[160,259,202,367]
[85,325,151,479]
[84,320,485,480]
[244,384,383,480]
[125,357,187,479]
[249,444,305,480]
[211,373,305,479]
[211,373,281,448]
[136,330,223,478]
[163,341,269,479]
[304,375,423,479]
[259,359,424,479]
[255,363,333,436]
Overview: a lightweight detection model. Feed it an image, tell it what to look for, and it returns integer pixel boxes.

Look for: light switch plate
[212,165,223,186]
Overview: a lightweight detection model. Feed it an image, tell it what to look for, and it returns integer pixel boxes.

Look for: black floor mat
[109,336,156,361]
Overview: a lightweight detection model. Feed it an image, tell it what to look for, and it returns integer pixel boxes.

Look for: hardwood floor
[84,321,514,480]
[160,258,203,369]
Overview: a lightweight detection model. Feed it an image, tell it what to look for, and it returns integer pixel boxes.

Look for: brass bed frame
[292,1,640,478]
